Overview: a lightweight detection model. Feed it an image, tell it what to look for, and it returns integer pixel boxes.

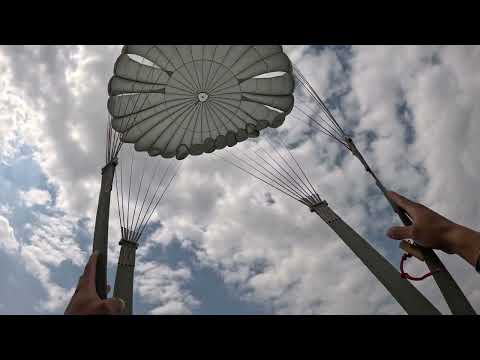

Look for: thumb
[101,297,126,314]
[387,225,414,241]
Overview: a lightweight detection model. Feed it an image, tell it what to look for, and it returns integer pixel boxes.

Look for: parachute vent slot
[264,105,284,114]
[254,71,286,79]
[127,54,160,69]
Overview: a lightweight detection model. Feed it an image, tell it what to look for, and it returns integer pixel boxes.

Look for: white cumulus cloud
[135,262,200,315]
[0,215,19,255]
[19,188,51,207]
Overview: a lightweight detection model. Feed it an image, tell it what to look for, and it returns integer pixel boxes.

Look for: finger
[101,298,126,314]
[387,225,414,240]
[75,275,85,292]
[83,251,99,285]
[387,191,418,214]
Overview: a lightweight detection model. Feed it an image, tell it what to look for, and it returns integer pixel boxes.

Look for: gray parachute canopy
[107,45,295,160]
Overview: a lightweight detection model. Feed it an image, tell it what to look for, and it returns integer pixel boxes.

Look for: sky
[0,45,480,315]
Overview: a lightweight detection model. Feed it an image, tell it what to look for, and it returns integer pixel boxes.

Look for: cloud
[0,51,40,163]
[0,46,123,312]
[19,211,87,312]
[0,215,19,255]
[0,46,121,220]
[19,188,51,207]
[135,261,199,315]
[0,204,13,217]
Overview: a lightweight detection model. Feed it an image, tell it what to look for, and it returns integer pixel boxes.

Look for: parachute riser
[345,138,475,314]
[113,230,139,315]
[301,194,441,315]
[345,137,412,224]
[92,157,118,300]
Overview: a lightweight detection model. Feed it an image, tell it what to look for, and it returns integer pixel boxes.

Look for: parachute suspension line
[250,147,311,201]
[292,96,347,142]
[114,166,123,235]
[292,66,346,139]
[253,147,312,201]
[213,151,303,204]
[265,136,320,203]
[345,137,476,314]
[130,160,174,242]
[129,159,164,241]
[114,147,181,245]
[264,137,319,202]
[223,148,305,201]
[293,64,476,315]
[255,142,314,201]
[292,105,349,148]
[133,161,182,244]
[215,134,440,314]
[107,113,128,163]
[106,116,123,164]
[293,65,407,221]
[236,146,311,200]
[129,155,148,241]
[213,136,321,206]
[239,140,317,201]
[292,65,435,219]
[117,150,126,238]
[287,112,350,152]
[126,148,135,234]
[292,66,399,203]
[105,117,110,164]
[288,68,347,144]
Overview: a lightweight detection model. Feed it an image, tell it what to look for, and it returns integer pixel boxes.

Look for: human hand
[64,251,125,315]
[386,191,480,267]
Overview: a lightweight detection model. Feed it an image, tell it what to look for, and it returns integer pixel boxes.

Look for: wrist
[448,224,480,267]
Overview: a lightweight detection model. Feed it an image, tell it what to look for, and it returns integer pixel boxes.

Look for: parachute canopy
[107,45,295,160]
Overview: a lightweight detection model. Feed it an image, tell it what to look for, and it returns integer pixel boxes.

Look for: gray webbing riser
[423,249,476,314]
[113,241,137,315]
[312,204,441,315]
[393,202,475,314]
[348,138,475,314]
[92,162,116,300]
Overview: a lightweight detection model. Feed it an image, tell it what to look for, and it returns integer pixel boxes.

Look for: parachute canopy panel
[107,45,295,160]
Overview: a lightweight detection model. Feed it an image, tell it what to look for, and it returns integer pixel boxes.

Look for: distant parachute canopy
[107,45,295,160]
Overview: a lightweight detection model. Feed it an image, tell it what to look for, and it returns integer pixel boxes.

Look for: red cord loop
[399,253,439,281]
